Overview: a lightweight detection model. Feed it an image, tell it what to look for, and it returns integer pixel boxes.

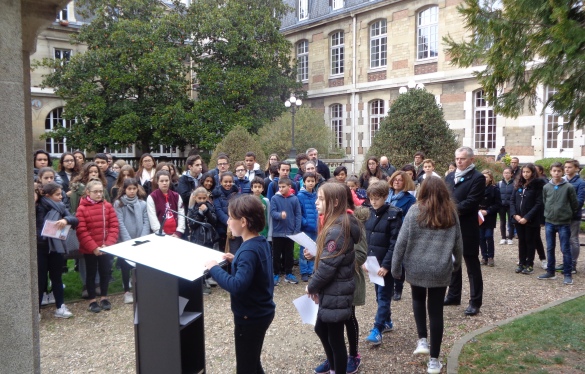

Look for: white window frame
[297,40,309,82]
[151,145,179,157]
[370,100,385,143]
[54,48,72,67]
[332,0,344,10]
[370,20,387,69]
[104,145,136,158]
[473,90,496,150]
[417,7,439,61]
[45,107,74,156]
[544,86,574,156]
[57,6,68,21]
[330,31,344,76]
[330,104,343,148]
[299,0,308,20]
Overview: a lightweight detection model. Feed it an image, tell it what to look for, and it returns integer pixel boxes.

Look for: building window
[332,0,343,10]
[474,90,496,150]
[54,49,71,67]
[330,104,343,148]
[45,107,73,155]
[417,7,439,60]
[370,100,385,142]
[544,86,573,151]
[297,40,309,82]
[370,20,387,69]
[299,0,308,20]
[151,145,179,157]
[331,32,344,76]
[57,6,68,21]
[104,145,136,158]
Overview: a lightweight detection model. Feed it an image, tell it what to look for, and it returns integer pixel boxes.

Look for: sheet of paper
[365,256,385,286]
[41,220,71,240]
[180,312,201,326]
[293,294,318,325]
[101,234,226,281]
[478,211,485,225]
[287,232,317,257]
[178,296,189,316]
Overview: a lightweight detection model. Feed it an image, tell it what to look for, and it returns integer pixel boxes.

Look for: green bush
[534,157,571,178]
[475,156,506,182]
[208,125,266,169]
[365,88,459,175]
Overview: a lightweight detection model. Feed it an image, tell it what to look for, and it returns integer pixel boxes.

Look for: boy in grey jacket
[538,162,579,284]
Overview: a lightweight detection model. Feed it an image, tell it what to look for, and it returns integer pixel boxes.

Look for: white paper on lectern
[293,294,318,325]
[287,232,317,256]
[100,233,225,281]
[365,256,385,286]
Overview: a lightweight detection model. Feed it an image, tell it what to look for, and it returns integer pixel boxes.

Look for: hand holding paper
[365,256,385,286]
[293,294,318,325]
[287,232,317,257]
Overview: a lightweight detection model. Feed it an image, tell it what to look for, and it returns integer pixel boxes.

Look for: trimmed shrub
[208,125,266,169]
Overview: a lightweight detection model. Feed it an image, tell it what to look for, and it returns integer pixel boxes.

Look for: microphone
[155,207,169,236]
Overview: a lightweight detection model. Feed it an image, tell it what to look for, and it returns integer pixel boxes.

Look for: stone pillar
[0,0,69,372]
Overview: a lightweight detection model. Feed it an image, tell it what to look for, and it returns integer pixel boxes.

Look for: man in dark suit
[306,147,331,180]
[444,146,486,316]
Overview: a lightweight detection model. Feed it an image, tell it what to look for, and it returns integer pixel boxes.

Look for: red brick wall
[329,78,344,87]
[414,62,438,75]
[367,71,387,82]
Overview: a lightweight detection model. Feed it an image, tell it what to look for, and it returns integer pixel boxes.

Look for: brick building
[280,0,584,171]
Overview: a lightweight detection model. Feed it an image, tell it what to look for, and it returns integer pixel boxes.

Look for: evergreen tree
[188,0,303,149]
[257,107,335,160]
[366,89,458,174]
[208,126,266,169]
[34,0,195,153]
[444,0,585,128]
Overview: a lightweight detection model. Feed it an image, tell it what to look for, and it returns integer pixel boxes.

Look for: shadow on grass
[458,296,585,373]
[60,259,126,304]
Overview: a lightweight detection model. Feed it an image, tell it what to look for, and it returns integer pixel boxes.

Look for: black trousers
[446,254,483,308]
[411,285,447,359]
[272,237,294,275]
[37,245,65,309]
[234,314,273,374]
[84,253,112,300]
[315,318,347,374]
[344,305,359,357]
[517,224,539,266]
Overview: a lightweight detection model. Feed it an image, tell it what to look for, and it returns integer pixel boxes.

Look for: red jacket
[76,197,119,254]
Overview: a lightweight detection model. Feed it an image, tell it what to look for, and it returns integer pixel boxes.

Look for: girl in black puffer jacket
[479,170,501,266]
[307,183,360,374]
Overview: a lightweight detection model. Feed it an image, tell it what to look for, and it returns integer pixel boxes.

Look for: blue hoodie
[296,188,318,234]
[566,174,585,220]
[270,192,302,237]
[235,177,251,194]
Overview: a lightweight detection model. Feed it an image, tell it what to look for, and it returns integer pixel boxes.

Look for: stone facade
[281,0,585,170]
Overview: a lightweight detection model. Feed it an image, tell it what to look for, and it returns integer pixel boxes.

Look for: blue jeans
[299,231,316,275]
[545,223,572,275]
[374,274,394,331]
[479,227,494,259]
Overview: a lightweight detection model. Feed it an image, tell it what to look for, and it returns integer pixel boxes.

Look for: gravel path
[40,237,585,373]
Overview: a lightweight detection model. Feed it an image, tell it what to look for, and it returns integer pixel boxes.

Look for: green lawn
[458,296,585,373]
[60,259,125,303]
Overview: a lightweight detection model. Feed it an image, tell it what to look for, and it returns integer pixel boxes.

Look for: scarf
[119,195,144,238]
[386,189,405,206]
[40,197,69,254]
[85,195,100,204]
[454,163,476,184]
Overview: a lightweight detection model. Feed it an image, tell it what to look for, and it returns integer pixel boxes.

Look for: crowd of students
[33,146,585,374]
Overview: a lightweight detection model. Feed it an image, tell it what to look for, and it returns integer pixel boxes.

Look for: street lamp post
[285,95,302,159]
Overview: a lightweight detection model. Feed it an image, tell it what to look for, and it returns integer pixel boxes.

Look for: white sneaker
[47,292,55,305]
[499,239,506,245]
[413,338,430,355]
[427,358,443,374]
[124,292,134,304]
[41,293,49,306]
[541,260,548,270]
[54,305,73,319]
[506,239,513,245]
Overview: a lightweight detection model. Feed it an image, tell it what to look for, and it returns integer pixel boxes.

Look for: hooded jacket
[543,179,579,225]
[212,185,240,237]
[365,203,403,270]
[270,191,302,237]
[297,188,318,234]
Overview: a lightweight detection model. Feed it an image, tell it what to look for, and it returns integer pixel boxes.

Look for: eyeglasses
[235,169,246,173]
[89,190,104,195]
[217,163,229,166]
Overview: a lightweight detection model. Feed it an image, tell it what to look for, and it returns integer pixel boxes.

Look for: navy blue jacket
[270,193,302,237]
[212,185,240,237]
[510,178,545,227]
[177,174,200,214]
[567,174,585,220]
[297,188,318,234]
[234,177,251,194]
[209,236,275,325]
[365,203,402,270]
[498,179,515,207]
